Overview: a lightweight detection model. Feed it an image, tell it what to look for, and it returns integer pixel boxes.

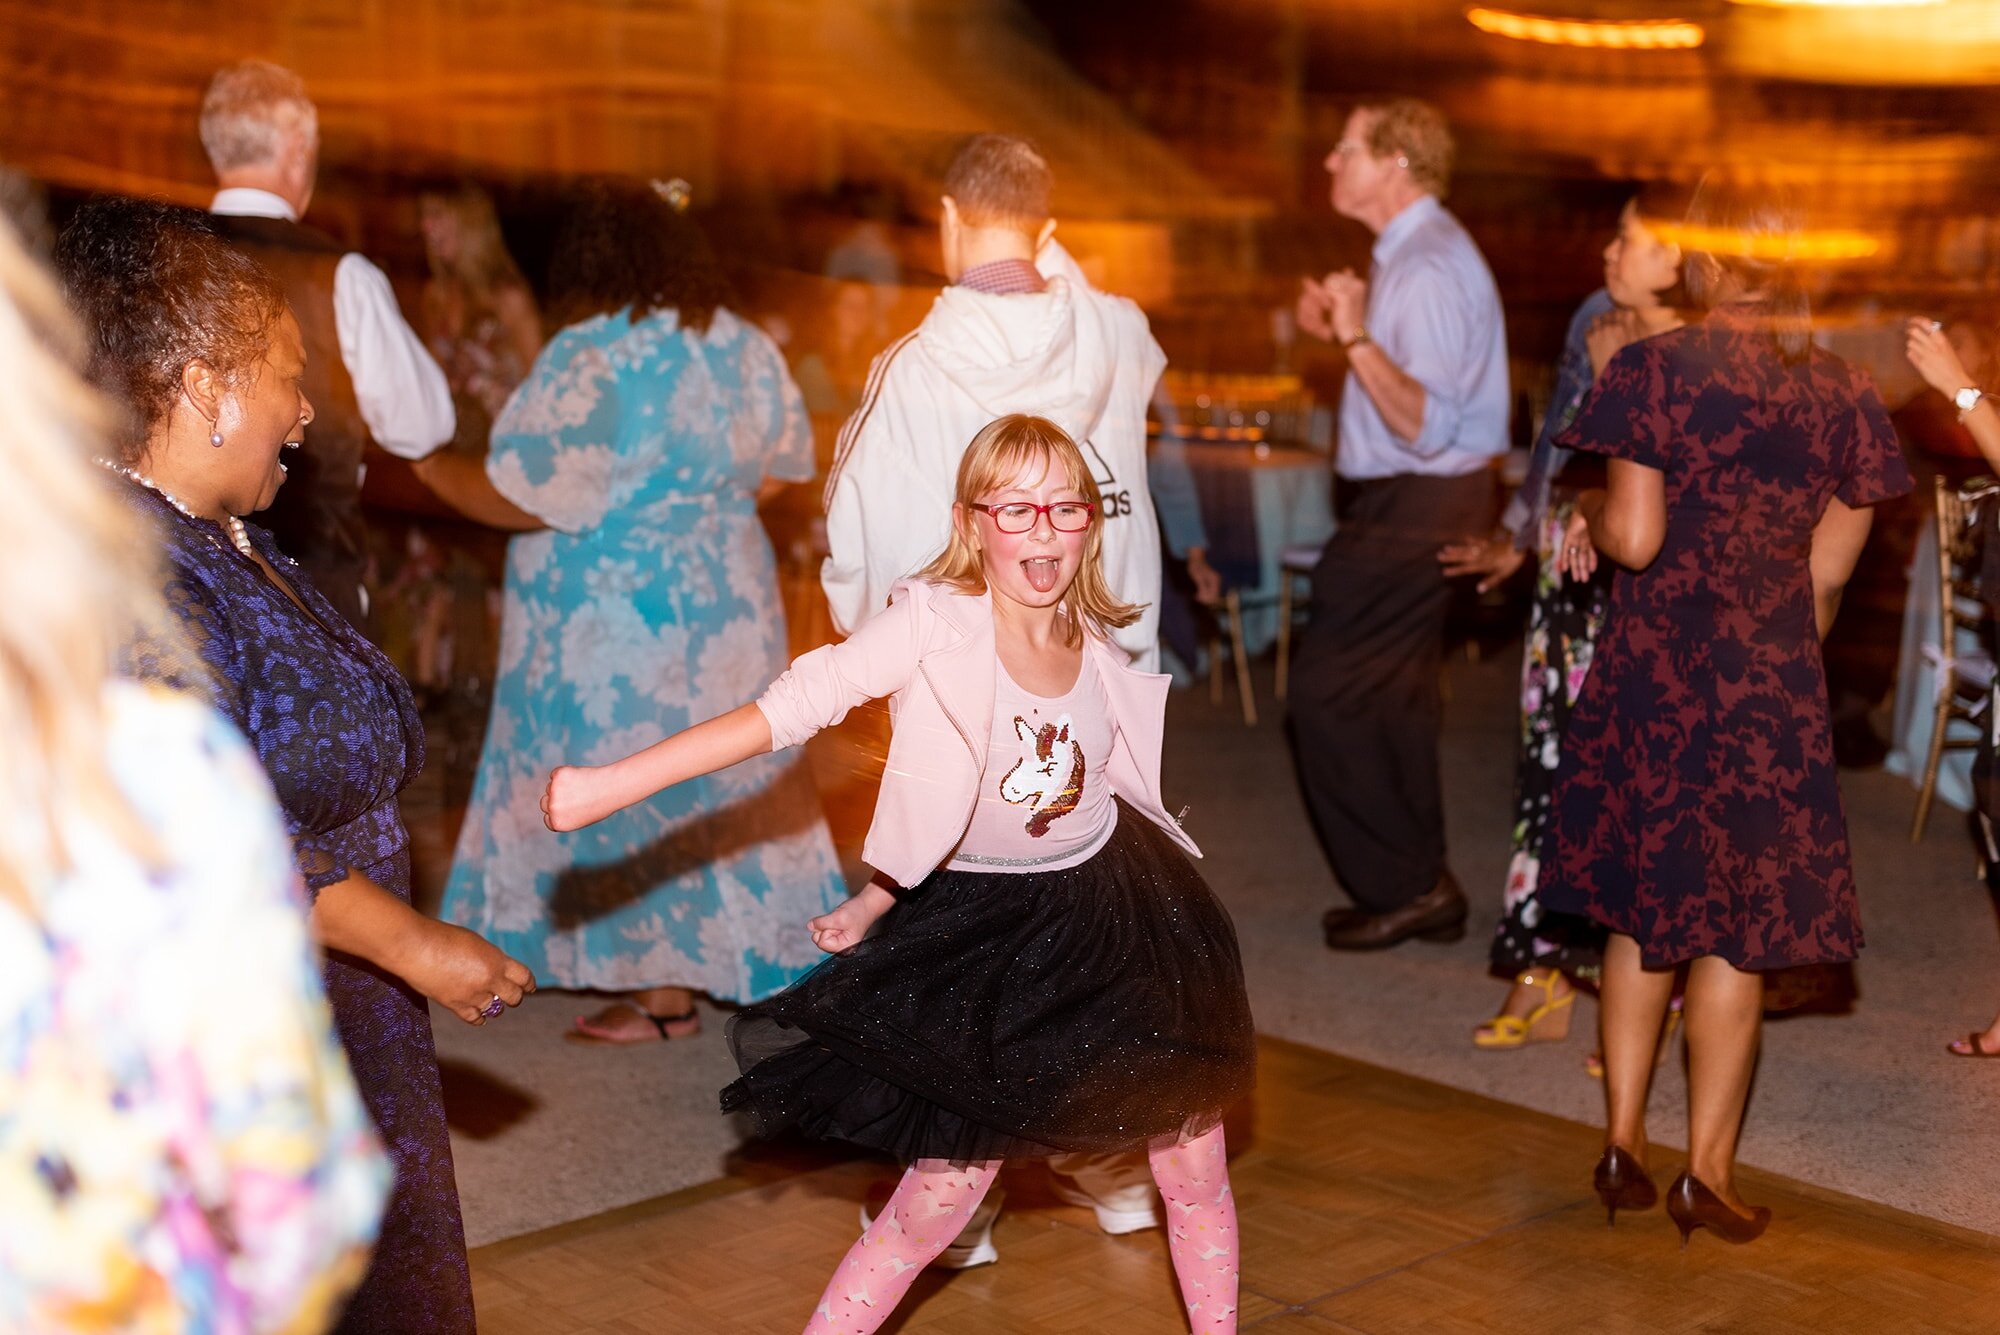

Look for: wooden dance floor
[467,1037,1998,1333]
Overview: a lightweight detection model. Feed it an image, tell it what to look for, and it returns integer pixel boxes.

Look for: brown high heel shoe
[1664,1171,1770,1248]
[1591,1145,1657,1224]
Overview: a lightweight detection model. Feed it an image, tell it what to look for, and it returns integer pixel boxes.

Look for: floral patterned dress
[1492,290,1616,981]
[1538,303,1912,970]
[128,485,475,1334]
[0,683,389,1333]
[442,305,849,999]
[1495,504,1613,981]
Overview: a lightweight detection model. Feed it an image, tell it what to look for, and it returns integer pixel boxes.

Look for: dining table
[1161,437,1336,657]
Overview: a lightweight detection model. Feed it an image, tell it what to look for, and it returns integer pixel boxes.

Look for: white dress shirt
[210,188,454,460]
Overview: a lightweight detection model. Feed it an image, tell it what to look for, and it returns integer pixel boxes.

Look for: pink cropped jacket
[755,579,1200,888]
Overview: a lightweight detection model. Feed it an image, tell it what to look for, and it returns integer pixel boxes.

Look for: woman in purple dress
[1542,178,1910,1246]
[58,197,533,1332]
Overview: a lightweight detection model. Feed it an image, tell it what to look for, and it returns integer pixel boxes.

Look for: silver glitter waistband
[947,816,1116,870]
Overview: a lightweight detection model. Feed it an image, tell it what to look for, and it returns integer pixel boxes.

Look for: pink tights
[800,1124,1237,1334]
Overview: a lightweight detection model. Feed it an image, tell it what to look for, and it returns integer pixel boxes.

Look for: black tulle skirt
[720,802,1256,1162]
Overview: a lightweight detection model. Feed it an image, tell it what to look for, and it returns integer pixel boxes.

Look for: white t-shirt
[948,652,1118,873]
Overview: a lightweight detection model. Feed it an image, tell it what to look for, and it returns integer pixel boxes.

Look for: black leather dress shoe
[1323,873,1468,951]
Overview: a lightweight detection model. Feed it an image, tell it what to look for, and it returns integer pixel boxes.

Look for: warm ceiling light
[1464,5,1707,47]
[1652,222,1882,261]
[1728,1,1944,8]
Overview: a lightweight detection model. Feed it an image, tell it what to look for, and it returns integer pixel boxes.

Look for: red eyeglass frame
[967,501,1097,533]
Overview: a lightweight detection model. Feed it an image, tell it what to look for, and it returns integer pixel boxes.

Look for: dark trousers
[1288,470,1496,912]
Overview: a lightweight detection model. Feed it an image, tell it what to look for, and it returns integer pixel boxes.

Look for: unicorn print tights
[800,1124,1238,1335]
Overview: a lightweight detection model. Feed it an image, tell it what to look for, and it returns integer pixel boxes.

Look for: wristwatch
[1341,327,1372,351]
[1956,386,1986,419]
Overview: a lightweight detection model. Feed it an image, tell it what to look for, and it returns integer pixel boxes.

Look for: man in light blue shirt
[1291,98,1508,951]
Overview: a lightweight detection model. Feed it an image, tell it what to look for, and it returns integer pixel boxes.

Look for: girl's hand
[401,920,536,1026]
[1438,533,1527,593]
[1557,509,1599,583]
[808,892,892,954]
[1907,317,1975,399]
[543,764,617,832]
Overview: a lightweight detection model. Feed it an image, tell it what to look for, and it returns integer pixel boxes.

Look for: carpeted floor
[422,647,2000,1247]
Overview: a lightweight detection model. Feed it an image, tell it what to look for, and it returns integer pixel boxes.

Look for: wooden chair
[1273,541,1322,702]
[1205,589,1257,726]
[1911,475,2000,841]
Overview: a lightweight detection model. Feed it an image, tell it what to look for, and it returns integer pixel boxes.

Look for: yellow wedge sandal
[1474,968,1575,1049]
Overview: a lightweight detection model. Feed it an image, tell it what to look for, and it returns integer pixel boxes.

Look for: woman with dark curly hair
[58,196,534,1333]
[415,178,849,1046]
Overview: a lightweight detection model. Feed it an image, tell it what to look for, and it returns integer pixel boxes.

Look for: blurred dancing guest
[818,132,1174,1255]
[419,178,848,1045]
[1293,99,1508,950]
[1439,194,1685,1050]
[0,208,389,1335]
[1904,316,2000,1058]
[419,182,541,439]
[1542,178,1909,1245]
[202,59,454,626]
[822,133,1169,669]
[59,198,533,1332]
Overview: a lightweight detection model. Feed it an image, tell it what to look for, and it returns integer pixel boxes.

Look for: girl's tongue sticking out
[1023,556,1061,593]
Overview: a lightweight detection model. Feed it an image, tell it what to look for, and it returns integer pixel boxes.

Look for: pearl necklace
[96,459,253,557]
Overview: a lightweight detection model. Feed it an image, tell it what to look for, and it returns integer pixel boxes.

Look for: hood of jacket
[917,271,1122,443]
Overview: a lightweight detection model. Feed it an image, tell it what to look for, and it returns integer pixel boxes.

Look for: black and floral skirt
[1492,505,1612,981]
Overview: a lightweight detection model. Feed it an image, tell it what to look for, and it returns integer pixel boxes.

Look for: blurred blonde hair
[422,182,530,312]
[0,213,162,910]
[919,414,1142,649]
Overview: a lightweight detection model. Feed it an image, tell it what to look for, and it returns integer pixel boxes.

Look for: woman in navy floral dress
[60,198,534,1331]
[1540,179,1910,1245]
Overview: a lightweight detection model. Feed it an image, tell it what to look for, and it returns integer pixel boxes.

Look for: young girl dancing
[542,413,1256,1333]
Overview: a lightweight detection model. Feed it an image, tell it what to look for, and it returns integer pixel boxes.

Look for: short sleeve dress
[442,305,849,1000]
[123,485,475,1333]
[1536,302,1912,970]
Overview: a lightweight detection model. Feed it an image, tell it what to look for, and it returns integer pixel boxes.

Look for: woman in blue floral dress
[421,180,849,1044]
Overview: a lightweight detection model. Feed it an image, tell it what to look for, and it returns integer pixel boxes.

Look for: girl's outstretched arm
[541,702,772,832]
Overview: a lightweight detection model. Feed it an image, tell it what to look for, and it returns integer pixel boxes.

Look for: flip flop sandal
[566,1001,701,1046]
[1947,1032,2000,1058]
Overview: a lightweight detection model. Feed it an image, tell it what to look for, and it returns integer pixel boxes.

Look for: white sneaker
[1047,1174,1160,1234]
[858,1186,1003,1269]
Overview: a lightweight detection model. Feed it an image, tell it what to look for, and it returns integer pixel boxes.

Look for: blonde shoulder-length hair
[918,414,1144,649]
[0,213,164,910]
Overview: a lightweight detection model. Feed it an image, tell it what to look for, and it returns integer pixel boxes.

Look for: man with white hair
[1293,97,1508,953]
[202,59,453,628]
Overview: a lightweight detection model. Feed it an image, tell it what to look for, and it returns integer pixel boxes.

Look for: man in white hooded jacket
[824,134,1171,1264]
[822,134,1167,670]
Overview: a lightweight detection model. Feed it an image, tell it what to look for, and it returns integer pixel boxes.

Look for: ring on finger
[482,995,506,1020]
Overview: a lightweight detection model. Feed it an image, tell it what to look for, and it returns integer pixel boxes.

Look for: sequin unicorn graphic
[999,714,1085,836]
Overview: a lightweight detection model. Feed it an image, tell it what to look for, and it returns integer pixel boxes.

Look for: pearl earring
[209,430,225,448]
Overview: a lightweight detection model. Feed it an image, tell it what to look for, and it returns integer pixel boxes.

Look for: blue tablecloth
[1170,443,1335,657]
[1886,521,1978,811]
